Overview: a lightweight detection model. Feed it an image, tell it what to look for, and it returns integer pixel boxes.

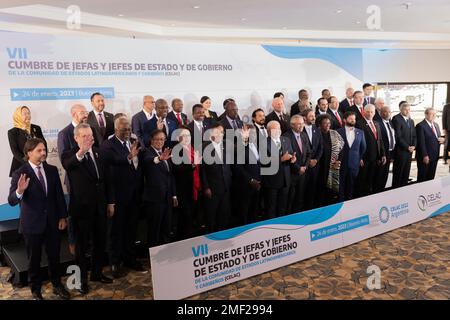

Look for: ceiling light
[192,6,200,9]
[118,14,124,17]
[355,21,361,24]
[241,18,247,21]
[282,26,288,30]
[335,9,343,14]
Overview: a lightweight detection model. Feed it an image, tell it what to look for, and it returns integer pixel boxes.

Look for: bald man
[265,97,290,134]
[167,98,188,126]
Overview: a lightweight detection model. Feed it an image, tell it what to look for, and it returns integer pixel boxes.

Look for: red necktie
[369,121,378,140]
[335,111,342,126]
[360,106,364,116]
[176,113,182,125]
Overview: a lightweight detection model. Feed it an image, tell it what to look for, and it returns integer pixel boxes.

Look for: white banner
[150,176,450,300]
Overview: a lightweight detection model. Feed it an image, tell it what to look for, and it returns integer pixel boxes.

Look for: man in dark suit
[8,138,70,300]
[392,101,417,188]
[252,108,268,149]
[375,106,396,192]
[442,103,450,164]
[290,89,313,116]
[233,126,262,225]
[337,112,367,201]
[101,117,143,277]
[347,91,365,126]
[416,108,445,182]
[189,104,211,152]
[327,96,344,130]
[356,104,386,197]
[373,98,384,123]
[283,115,311,214]
[302,109,323,209]
[362,83,376,106]
[141,129,178,246]
[218,98,239,121]
[131,95,155,146]
[201,123,232,232]
[87,92,114,145]
[262,120,296,218]
[61,123,115,295]
[142,98,178,148]
[339,87,355,114]
[265,97,290,134]
[219,100,244,140]
[315,98,329,117]
[167,98,189,127]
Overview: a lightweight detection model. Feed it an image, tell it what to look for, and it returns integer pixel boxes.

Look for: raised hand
[17,173,30,195]
[129,140,141,159]
[160,148,172,161]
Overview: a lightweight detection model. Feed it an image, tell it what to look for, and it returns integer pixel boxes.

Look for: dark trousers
[375,154,392,193]
[108,200,140,266]
[146,200,172,247]
[264,186,289,218]
[72,212,107,284]
[288,174,306,214]
[304,165,320,209]
[417,158,438,182]
[339,169,357,201]
[392,151,412,188]
[204,191,231,233]
[356,159,378,197]
[237,187,260,226]
[23,228,61,293]
[175,201,195,240]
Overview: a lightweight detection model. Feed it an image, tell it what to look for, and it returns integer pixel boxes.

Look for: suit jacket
[141,147,176,203]
[374,110,383,123]
[200,141,232,195]
[142,116,178,148]
[416,120,441,161]
[363,96,376,106]
[338,127,367,175]
[290,101,313,116]
[359,120,385,162]
[61,146,114,219]
[220,116,243,131]
[8,162,67,234]
[304,125,323,161]
[261,136,293,189]
[378,119,396,158]
[8,125,47,177]
[172,144,197,207]
[131,110,153,146]
[339,98,352,114]
[442,104,450,132]
[87,111,114,145]
[327,109,344,130]
[347,105,365,125]
[282,130,311,175]
[265,111,290,134]
[253,123,268,150]
[232,142,262,193]
[167,111,189,127]
[100,136,143,205]
[204,111,219,124]
[188,120,211,151]
[392,113,417,156]
[57,123,100,162]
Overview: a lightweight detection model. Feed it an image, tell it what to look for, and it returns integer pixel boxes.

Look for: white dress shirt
[248,142,260,161]
[255,124,268,138]
[382,120,396,151]
[305,125,313,144]
[345,126,356,148]
[143,109,155,121]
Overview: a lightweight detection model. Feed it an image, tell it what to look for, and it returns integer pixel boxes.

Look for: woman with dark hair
[200,96,218,124]
[8,106,47,177]
[316,114,345,206]
[171,126,202,239]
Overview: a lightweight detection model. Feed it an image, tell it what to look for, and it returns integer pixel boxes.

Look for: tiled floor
[1,160,449,300]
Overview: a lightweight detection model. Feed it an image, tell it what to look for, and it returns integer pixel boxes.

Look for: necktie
[98,113,106,137]
[85,152,99,179]
[157,150,170,171]
[276,140,281,150]
[386,122,394,151]
[122,141,129,153]
[261,127,267,138]
[349,98,353,106]
[335,111,342,126]
[431,123,438,138]
[232,120,238,130]
[36,166,46,194]
[176,113,182,125]
[369,121,378,140]
[360,106,364,115]
[279,114,284,122]
[296,134,303,154]
[406,118,410,128]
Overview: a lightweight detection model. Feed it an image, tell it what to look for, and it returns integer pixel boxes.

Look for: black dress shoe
[32,291,44,300]
[53,285,71,300]
[124,260,144,272]
[111,265,126,278]
[78,283,89,295]
[90,273,113,284]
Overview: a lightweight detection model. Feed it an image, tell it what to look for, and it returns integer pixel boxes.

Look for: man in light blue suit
[337,111,367,201]
[131,95,156,146]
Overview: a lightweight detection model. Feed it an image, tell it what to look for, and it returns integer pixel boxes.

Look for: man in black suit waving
[101,117,144,277]
[392,101,417,188]
[87,92,114,145]
[266,97,290,134]
[8,138,70,300]
[62,123,115,295]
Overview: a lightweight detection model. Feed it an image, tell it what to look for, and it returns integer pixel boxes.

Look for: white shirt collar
[94,110,104,117]
[143,109,154,118]
[28,160,43,170]
[71,121,78,127]
[345,125,355,131]
[194,119,203,126]
[402,115,410,121]
[425,119,434,127]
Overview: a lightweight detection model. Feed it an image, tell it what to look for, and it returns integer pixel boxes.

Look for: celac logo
[417,195,427,211]
[378,207,390,224]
